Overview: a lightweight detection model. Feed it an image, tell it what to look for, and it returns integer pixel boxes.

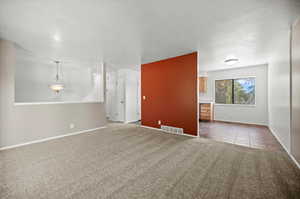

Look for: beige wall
[268,19,300,167]
[0,40,107,148]
[268,31,291,152]
[291,19,300,165]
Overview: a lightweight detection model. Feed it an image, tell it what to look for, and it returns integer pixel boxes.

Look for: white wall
[200,64,268,125]
[15,49,104,103]
[0,40,107,148]
[268,32,291,152]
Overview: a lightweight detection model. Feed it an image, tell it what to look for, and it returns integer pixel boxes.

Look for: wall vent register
[161,125,184,135]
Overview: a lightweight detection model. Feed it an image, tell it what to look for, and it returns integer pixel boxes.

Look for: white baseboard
[0,126,107,151]
[124,120,140,124]
[289,153,300,169]
[214,119,268,127]
[269,127,300,169]
[140,125,198,138]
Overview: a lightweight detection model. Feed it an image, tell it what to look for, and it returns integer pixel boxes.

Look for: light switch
[143,96,146,100]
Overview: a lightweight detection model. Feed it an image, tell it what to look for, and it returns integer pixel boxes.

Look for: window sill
[14,101,103,106]
[214,103,256,107]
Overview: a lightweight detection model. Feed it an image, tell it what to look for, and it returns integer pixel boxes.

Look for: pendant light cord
[55,61,60,81]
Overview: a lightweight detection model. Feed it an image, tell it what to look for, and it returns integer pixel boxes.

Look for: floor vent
[161,125,184,135]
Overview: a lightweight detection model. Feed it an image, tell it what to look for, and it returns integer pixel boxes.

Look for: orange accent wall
[141,52,198,136]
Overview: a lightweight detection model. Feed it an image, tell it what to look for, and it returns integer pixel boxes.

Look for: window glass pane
[234,78,255,104]
[215,80,233,104]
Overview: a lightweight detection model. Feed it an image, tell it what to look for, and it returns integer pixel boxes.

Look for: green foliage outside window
[215,78,255,105]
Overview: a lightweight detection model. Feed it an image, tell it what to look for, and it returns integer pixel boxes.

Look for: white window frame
[213,76,256,107]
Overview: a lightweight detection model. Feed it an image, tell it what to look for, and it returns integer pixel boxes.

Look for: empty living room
[1,1,300,199]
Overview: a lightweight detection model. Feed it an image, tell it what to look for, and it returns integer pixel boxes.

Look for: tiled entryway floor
[199,121,283,151]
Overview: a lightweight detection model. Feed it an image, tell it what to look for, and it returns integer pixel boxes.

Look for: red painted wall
[141,52,198,136]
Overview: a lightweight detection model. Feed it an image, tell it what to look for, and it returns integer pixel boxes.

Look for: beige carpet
[0,123,299,199]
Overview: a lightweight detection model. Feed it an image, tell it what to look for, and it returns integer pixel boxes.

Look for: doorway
[106,67,141,123]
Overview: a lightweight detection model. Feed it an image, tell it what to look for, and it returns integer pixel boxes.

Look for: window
[215,79,233,104]
[215,77,255,105]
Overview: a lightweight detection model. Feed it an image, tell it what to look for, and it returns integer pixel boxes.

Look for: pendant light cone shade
[49,61,65,93]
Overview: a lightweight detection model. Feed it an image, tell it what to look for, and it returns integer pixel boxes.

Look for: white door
[116,72,126,122]
[124,70,141,122]
[106,71,117,120]
[106,70,125,122]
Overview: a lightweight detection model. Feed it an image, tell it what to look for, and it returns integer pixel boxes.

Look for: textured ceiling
[0,0,299,71]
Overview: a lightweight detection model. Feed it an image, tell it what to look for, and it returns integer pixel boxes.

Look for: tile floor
[199,121,283,151]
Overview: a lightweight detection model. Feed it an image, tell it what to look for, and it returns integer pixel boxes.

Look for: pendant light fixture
[225,55,239,66]
[49,60,65,93]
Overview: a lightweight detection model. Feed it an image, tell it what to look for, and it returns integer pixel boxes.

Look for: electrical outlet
[70,123,75,129]
[158,120,161,125]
